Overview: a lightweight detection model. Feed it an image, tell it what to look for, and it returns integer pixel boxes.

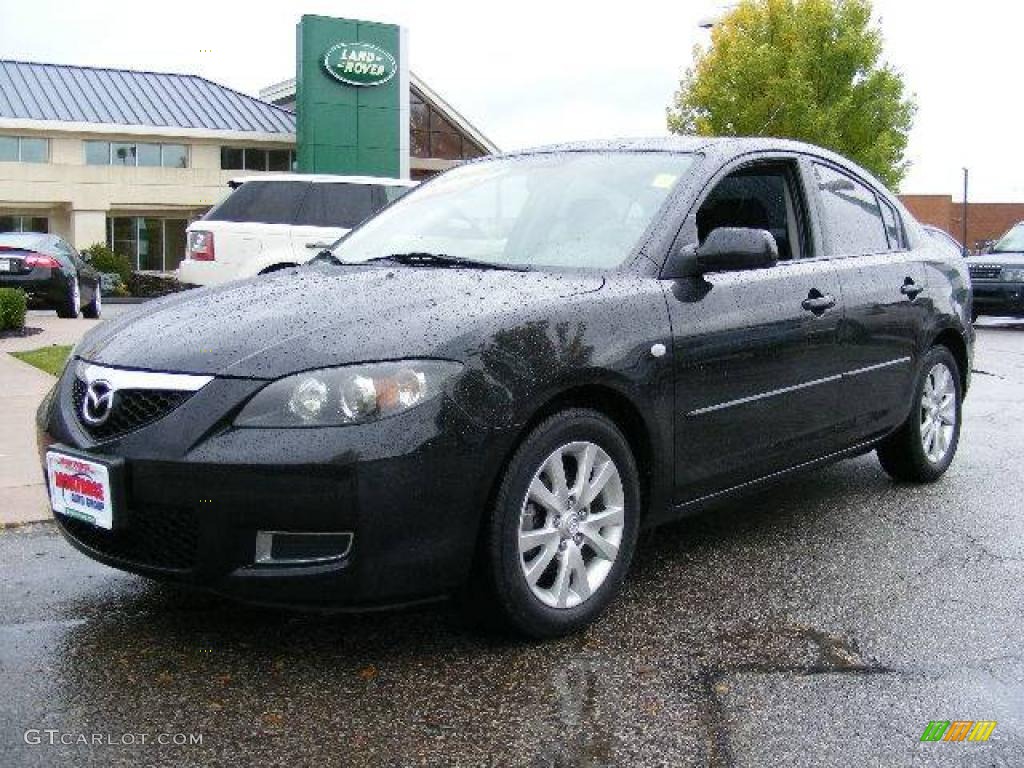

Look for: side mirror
[695,227,779,273]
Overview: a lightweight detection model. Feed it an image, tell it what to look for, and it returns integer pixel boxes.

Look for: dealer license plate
[46,450,115,530]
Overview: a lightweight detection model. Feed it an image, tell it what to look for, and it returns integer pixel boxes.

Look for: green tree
[668,0,915,189]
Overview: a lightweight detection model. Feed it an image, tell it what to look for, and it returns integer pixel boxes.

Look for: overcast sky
[0,0,1018,200]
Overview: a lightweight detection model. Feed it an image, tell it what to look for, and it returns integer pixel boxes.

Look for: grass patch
[11,345,73,376]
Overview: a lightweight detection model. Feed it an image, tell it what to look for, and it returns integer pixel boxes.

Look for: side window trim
[879,196,908,252]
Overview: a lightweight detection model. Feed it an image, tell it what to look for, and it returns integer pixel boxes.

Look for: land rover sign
[323,41,397,87]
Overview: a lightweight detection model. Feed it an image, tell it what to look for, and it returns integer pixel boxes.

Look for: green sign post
[295,15,409,178]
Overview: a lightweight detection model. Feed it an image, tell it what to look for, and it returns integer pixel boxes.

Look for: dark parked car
[966,222,1024,319]
[38,138,973,637]
[0,233,102,318]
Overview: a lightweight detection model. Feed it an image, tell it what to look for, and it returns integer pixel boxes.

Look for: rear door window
[813,164,889,255]
[203,181,309,225]
[295,183,378,229]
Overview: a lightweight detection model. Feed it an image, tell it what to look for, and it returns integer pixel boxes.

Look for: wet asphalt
[1,321,1022,768]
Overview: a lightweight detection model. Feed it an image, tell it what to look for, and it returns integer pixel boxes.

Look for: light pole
[962,168,969,256]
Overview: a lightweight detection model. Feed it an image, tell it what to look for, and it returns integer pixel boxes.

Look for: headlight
[1002,267,1024,282]
[234,360,463,427]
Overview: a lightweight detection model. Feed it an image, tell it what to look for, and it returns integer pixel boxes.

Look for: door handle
[901,279,923,300]
[305,241,332,249]
[801,291,836,314]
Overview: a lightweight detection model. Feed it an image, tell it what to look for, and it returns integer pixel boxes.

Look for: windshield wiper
[363,252,528,271]
[312,249,345,265]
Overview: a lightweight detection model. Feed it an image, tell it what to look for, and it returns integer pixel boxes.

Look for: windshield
[993,223,1024,253]
[331,152,697,270]
[0,232,48,249]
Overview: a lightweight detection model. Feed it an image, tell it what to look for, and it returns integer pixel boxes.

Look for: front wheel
[877,346,962,482]
[82,283,101,319]
[480,409,640,638]
[55,278,80,319]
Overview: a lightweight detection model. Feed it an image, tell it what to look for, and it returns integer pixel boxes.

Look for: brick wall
[900,194,1024,250]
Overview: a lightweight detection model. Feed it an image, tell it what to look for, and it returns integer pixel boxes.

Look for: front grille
[56,506,199,571]
[969,264,1003,280]
[71,377,193,442]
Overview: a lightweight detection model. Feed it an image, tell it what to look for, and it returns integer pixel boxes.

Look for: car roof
[501,135,902,199]
[228,174,417,188]
[503,135,846,156]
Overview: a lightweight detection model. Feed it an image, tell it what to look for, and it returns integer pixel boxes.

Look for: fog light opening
[254,531,353,566]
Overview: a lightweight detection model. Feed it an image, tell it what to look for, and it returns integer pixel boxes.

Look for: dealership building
[0,15,496,271]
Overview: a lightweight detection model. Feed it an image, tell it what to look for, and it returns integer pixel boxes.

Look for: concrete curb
[0,353,56,526]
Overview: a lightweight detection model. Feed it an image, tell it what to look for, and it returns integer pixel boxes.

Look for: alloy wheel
[517,441,625,609]
[920,362,957,464]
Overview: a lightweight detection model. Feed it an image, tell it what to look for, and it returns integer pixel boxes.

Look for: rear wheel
[82,283,101,319]
[479,409,640,638]
[56,278,80,319]
[877,346,962,482]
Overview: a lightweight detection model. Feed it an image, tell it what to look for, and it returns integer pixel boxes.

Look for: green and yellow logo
[920,720,997,742]
[323,42,397,88]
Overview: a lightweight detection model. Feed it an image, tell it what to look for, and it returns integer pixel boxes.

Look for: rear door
[290,182,381,261]
[810,161,927,442]
[664,155,847,502]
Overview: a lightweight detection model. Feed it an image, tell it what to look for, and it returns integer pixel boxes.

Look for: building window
[106,217,190,272]
[84,141,109,165]
[410,90,486,161]
[221,146,296,172]
[0,215,48,233]
[112,142,138,166]
[86,141,190,168]
[220,147,244,170]
[0,136,49,163]
[161,144,188,169]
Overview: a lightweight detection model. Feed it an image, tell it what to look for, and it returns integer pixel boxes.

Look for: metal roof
[0,60,295,134]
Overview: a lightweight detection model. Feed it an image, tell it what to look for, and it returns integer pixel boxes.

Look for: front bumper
[972,281,1024,316]
[39,361,514,609]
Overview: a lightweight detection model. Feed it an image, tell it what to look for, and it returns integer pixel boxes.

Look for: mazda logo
[82,379,115,426]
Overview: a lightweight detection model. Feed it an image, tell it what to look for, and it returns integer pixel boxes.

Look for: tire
[478,408,641,638]
[82,283,101,319]
[877,346,962,483]
[55,278,80,319]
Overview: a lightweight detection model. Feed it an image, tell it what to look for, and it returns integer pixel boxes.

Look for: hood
[968,251,1024,266]
[77,264,604,379]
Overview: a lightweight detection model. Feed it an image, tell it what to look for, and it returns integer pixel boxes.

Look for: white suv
[178,175,415,286]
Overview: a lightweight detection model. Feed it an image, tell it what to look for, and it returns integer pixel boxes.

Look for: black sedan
[0,232,102,318]
[38,138,973,638]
